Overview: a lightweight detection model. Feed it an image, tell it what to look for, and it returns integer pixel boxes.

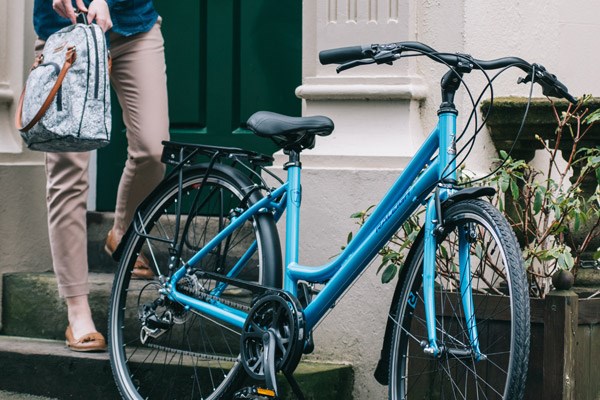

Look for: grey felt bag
[15,22,111,152]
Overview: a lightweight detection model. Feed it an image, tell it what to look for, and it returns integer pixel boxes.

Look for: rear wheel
[108,165,281,400]
[389,199,530,400]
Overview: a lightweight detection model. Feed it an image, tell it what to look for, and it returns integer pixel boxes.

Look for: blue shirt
[33,0,158,41]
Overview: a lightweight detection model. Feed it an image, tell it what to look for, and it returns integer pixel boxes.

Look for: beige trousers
[44,21,169,298]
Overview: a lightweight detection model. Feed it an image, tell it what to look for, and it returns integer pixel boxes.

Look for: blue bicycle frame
[164,107,481,358]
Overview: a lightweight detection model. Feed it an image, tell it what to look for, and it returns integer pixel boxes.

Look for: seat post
[283,149,302,294]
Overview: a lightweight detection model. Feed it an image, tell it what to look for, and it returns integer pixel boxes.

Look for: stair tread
[0,335,353,399]
[0,335,107,360]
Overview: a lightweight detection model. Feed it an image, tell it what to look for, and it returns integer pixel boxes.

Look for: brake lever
[336,59,376,73]
[518,64,578,104]
[373,51,400,65]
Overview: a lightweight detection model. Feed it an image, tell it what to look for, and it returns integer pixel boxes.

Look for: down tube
[302,161,440,330]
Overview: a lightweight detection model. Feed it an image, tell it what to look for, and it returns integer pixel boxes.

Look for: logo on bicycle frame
[292,188,301,206]
[407,292,418,309]
[448,134,457,155]
[376,189,411,233]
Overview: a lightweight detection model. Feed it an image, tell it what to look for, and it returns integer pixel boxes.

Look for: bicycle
[107,41,577,400]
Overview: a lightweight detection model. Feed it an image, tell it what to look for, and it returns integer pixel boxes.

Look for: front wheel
[389,199,530,400]
[108,165,282,400]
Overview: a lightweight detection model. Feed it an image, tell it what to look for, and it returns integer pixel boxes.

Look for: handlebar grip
[319,45,372,65]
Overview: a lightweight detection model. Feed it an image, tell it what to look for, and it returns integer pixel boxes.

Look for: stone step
[2,272,112,340]
[0,335,353,400]
[1,273,355,399]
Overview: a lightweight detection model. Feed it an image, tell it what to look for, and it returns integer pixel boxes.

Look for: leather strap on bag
[15,46,77,132]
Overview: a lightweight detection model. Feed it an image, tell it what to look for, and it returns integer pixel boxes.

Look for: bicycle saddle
[246,111,334,152]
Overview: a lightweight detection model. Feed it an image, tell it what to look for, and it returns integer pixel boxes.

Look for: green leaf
[554,205,562,220]
[564,250,575,270]
[439,244,449,260]
[500,173,509,193]
[382,253,397,264]
[538,250,555,261]
[350,212,363,219]
[584,109,600,124]
[533,188,544,215]
[381,264,398,284]
[347,232,353,244]
[510,178,519,200]
[499,150,509,160]
[557,248,574,270]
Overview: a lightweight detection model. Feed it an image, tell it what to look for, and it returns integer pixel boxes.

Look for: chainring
[241,291,305,380]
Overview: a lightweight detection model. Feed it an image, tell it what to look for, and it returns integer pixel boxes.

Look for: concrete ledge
[296,75,428,101]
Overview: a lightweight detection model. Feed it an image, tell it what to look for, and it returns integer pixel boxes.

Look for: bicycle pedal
[232,386,279,399]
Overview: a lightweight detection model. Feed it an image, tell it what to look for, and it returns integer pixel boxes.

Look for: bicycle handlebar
[319,41,577,104]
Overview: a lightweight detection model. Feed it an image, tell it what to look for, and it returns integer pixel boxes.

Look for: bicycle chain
[195,290,251,312]
[175,271,253,312]
[146,342,238,363]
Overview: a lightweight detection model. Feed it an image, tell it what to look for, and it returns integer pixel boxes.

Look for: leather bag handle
[15,46,77,132]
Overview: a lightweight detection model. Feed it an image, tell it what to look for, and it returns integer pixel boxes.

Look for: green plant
[489,97,600,297]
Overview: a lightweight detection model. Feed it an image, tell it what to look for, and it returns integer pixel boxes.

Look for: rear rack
[160,140,282,190]
[161,141,274,168]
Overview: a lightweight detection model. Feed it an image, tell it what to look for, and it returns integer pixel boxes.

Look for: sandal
[65,325,107,352]
[105,229,155,279]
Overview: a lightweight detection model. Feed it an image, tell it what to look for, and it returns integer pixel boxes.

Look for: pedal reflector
[257,388,277,397]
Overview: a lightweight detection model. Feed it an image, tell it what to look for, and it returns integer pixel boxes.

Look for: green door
[96,0,301,211]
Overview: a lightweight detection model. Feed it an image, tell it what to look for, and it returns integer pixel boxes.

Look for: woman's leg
[46,151,99,340]
[108,20,170,240]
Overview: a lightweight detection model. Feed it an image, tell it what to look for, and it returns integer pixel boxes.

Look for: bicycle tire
[388,199,530,400]
[108,164,282,400]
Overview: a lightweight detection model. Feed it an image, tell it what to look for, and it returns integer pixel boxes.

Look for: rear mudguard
[374,186,496,385]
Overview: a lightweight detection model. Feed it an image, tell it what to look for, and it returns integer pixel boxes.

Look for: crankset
[240,291,307,399]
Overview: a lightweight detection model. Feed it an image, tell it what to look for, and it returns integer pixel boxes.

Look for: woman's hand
[52,0,113,32]
[86,0,113,32]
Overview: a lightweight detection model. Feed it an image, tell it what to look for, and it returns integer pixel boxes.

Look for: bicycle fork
[421,195,484,360]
